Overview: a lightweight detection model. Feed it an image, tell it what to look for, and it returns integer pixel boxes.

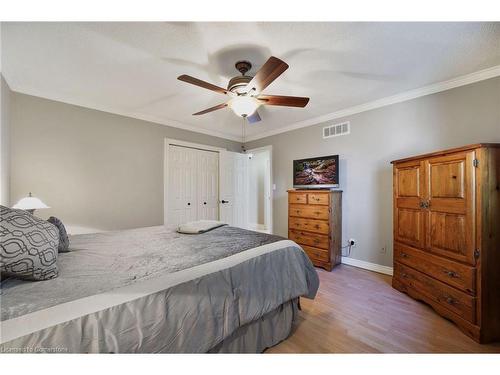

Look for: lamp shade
[229,96,260,117]
[12,193,50,211]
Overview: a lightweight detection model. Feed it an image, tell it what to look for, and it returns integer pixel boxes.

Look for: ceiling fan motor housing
[227,75,252,94]
[228,60,253,94]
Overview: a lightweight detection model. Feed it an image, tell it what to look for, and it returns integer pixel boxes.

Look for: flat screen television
[293,155,339,189]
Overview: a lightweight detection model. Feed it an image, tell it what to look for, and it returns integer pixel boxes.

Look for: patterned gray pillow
[47,216,70,253]
[0,205,59,281]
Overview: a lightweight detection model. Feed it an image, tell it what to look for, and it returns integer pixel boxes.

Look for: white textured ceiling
[2,22,500,141]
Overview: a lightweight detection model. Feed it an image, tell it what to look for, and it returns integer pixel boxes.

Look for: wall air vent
[323,121,350,139]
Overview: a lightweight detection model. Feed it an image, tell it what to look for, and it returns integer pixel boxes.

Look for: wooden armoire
[288,190,342,271]
[391,144,500,343]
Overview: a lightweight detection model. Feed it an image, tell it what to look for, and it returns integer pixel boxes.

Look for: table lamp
[12,192,50,214]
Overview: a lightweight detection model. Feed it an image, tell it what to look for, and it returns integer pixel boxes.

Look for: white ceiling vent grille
[323,121,350,139]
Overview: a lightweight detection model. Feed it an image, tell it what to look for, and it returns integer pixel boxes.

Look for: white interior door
[264,156,271,230]
[196,149,219,220]
[168,145,198,226]
[219,151,248,228]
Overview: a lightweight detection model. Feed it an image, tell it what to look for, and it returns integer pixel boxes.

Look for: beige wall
[1,75,11,206]
[10,92,240,233]
[246,77,500,267]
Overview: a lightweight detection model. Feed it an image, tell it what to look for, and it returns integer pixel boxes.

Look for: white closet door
[234,153,248,228]
[196,149,219,220]
[168,145,198,226]
[219,151,235,225]
[219,151,248,228]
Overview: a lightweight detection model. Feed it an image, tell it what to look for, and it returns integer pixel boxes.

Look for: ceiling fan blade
[246,110,261,124]
[257,94,310,108]
[178,75,229,95]
[193,103,228,115]
[246,56,289,94]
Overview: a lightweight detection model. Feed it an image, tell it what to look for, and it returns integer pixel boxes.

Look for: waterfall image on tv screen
[293,155,339,187]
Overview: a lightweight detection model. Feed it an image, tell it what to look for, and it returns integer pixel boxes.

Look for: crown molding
[8,64,500,145]
[244,64,500,142]
[7,84,243,143]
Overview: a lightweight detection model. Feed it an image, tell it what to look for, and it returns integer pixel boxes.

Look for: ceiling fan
[177,56,309,124]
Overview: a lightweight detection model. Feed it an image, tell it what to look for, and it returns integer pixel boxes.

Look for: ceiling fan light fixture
[229,96,260,117]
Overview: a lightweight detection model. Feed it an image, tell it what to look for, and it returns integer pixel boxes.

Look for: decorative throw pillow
[0,205,59,281]
[47,216,70,253]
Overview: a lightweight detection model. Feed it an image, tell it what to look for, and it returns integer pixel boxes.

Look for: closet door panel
[168,146,198,225]
[197,149,219,220]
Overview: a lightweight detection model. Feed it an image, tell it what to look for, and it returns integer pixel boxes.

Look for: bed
[0,225,319,353]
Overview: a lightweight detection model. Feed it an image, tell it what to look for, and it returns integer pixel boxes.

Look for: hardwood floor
[268,264,500,353]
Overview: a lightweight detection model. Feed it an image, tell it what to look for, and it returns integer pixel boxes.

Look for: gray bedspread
[0,225,319,353]
[1,225,284,321]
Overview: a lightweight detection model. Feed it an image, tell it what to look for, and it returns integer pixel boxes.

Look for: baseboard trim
[341,256,393,276]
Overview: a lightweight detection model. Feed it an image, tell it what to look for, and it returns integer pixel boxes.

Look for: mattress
[0,225,318,353]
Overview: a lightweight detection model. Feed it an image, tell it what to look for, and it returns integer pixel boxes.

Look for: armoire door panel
[429,212,467,254]
[396,208,424,247]
[397,167,421,197]
[430,160,465,198]
[425,151,475,264]
[394,161,425,249]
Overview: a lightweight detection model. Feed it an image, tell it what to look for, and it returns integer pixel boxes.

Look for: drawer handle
[296,197,301,200]
[400,252,409,258]
[444,270,459,278]
[445,296,457,305]
[296,210,300,214]
[315,211,321,215]
[314,224,320,229]
[313,239,320,244]
[401,273,408,279]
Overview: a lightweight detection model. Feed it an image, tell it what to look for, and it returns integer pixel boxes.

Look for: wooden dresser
[391,143,500,343]
[288,189,342,271]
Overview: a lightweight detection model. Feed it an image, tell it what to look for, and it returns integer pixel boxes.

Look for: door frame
[163,138,226,225]
[245,145,274,234]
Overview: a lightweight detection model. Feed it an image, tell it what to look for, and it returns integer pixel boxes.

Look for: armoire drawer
[302,245,330,262]
[289,229,329,250]
[394,243,476,294]
[289,204,329,220]
[288,193,307,204]
[289,217,329,234]
[394,263,476,323]
[307,193,329,205]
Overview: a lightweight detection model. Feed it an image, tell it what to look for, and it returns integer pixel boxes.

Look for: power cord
[341,240,355,257]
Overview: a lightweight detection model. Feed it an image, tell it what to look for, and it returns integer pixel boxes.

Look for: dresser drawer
[289,204,329,220]
[395,263,476,323]
[289,217,329,234]
[395,243,476,294]
[307,193,329,205]
[302,245,330,262]
[289,192,307,204]
[289,229,329,250]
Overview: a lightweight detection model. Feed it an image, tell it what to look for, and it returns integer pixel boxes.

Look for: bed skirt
[209,298,298,353]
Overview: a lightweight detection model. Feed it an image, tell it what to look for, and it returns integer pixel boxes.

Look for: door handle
[221,200,229,204]
[419,200,430,209]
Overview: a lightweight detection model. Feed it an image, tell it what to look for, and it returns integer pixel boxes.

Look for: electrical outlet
[349,238,356,247]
